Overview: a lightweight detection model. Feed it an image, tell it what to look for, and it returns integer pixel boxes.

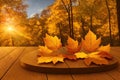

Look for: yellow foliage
[75,52,88,59]
[37,55,64,64]
[38,46,53,56]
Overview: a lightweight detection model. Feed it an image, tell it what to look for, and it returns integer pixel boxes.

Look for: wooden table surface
[0,47,120,80]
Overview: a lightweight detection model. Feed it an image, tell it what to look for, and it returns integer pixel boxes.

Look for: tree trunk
[68,11,72,37]
[80,16,86,36]
[105,0,113,46]
[70,0,74,39]
[116,0,120,43]
[61,0,75,39]
[90,2,94,32]
[61,0,72,38]
[90,14,93,31]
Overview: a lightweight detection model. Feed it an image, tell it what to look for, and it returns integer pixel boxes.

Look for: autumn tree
[0,0,28,46]
[116,0,120,44]
[61,0,75,38]
[104,0,118,46]
[44,0,69,44]
[105,0,113,45]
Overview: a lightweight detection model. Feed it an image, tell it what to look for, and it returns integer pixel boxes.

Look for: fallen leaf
[37,55,64,64]
[84,57,109,65]
[52,56,64,64]
[84,52,109,65]
[37,57,52,64]
[63,54,77,60]
[38,46,53,56]
[82,30,101,52]
[98,51,113,59]
[66,37,81,54]
[88,52,100,57]
[98,44,110,53]
[44,34,62,51]
[74,52,88,59]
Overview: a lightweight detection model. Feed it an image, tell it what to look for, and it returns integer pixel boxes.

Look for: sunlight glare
[7,27,14,32]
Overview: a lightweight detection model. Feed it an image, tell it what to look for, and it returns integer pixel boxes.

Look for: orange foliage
[82,30,101,52]
[44,34,62,51]
[66,37,81,54]
[38,30,112,65]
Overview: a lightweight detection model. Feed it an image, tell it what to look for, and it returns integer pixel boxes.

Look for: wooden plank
[0,47,19,79]
[47,74,73,80]
[2,47,120,80]
[19,47,73,80]
[65,58,117,74]
[72,73,114,80]
[105,47,120,80]
[68,47,120,80]
[0,47,16,60]
[105,69,120,80]
[0,47,24,79]
[20,46,117,74]
[1,47,47,80]
[20,49,70,74]
[66,60,114,80]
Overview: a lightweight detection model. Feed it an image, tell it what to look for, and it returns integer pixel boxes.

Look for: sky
[25,0,54,17]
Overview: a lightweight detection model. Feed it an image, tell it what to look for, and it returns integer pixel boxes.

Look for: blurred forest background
[0,0,120,46]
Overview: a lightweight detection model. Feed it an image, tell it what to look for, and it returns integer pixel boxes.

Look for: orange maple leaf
[84,57,109,66]
[84,52,109,65]
[82,30,101,52]
[63,54,77,60]
[66,37,81,54]
[98,51,113,59]
[98,44,112,59]
[98,44,110,53]
[44,34,62,51]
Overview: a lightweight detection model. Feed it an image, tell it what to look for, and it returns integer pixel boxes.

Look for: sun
[7,26,14,32]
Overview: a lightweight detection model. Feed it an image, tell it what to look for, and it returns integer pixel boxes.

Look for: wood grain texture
[104,47,120,80]
[20,49,118,74]
[72,73,114,80]
[65,58,118,74]
[0,47,16,60]
[47,74,73,80]
[1,47,47,80]
[0,47,120,80]
[0,47,18,79]
[71,47,120,80]
[20,50,69,74]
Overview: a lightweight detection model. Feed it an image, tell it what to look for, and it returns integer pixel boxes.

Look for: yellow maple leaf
[37,57,52,64]
[38,46,53,56]
[44,34,62,51]
[74,52,88,59]
[88,52,100,57]
[37,55,64,64]
[82,30,101,52]
[52,56,64,64]
[66,37,81,54]
[98,44,110,53]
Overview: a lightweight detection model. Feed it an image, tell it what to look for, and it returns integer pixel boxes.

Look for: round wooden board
[20,50,119,74]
